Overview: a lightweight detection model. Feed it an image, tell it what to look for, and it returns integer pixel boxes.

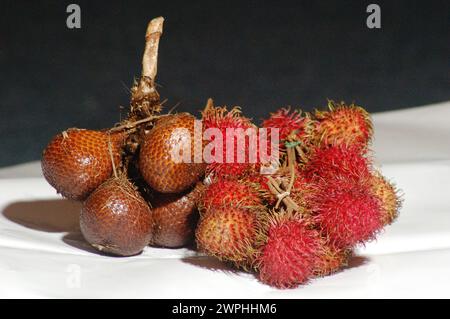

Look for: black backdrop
[0,0,449,167]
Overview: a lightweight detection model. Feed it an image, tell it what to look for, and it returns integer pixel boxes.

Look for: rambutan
[256,211,321,289]
[313,244,351,277]
[201,100,257,179]
[371,172,402,225]
[313,101,373,151]
[262,107,312,151]
[245,174,273,202]
[195,207,258,265]
[288,170,316,214]
[202,178,263,209]
[303,145,372,182]
[312,177,383,248]
[245,171,284,206]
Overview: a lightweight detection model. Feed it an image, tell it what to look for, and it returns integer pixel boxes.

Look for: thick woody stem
[142,17,164,81]
[129,17,165,122]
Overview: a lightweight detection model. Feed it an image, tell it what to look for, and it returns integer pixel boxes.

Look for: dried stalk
[142,17,164,81]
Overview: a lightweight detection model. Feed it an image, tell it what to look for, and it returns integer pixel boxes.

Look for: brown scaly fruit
[42,129,124,200]
[313,101,373,151]
[196,207,259,266]
[139,113,206,193]
[80,176,154,256]
[371,172,402,225]
[150,182,204,248]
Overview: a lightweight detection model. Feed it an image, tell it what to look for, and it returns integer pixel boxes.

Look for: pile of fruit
[41,17,401,289]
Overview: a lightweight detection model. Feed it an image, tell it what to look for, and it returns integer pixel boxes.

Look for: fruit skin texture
[312,178,382,249]
[150,183,204,248]
[262,107,312,150]
[41,129,123,200]
[196,207,257,264]
[303,145,371,182]
[202,105,256,179]
[139,113,206,193]
[257,214,321,289]
[245,174,276,205]
[371,172,401,225]
[313,244,351,277]
[80,177,153,256]
[314,101,373,151]
[202,178,263,210]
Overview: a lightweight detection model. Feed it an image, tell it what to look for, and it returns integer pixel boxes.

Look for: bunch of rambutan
[196,100,402,289]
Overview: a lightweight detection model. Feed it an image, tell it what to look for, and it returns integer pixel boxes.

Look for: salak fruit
[150,182,204,248]
[139,113,206,193]
[80,176,153,256]
[41,129,123,200]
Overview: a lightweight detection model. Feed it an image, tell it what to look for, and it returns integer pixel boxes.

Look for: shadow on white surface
[344,255,369,269]
[1,199,117,256]
[2,199,80,233]
[182,255,241,273]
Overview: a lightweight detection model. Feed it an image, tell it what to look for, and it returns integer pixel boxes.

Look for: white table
[1,101,450,298]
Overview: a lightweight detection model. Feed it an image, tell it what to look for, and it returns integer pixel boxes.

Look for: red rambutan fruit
[202,178,263,209]
[195,207,258,266]
[256,211,322,289]
[245,173,272,195]
[201,101,257,179]
[245,172,282,206]
[303,145,372,182]
[288,170,317,214]
[312,177,383,249]
[370,172,402,225]
[262,107,312,149]
[313,101,373,151]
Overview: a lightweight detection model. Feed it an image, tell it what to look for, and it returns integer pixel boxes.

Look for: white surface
[1,101,450,298]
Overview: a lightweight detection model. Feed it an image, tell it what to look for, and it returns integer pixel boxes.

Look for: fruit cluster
[41,17,401,289]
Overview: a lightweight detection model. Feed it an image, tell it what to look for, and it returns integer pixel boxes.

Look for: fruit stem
[128,17,165,122]
[295,145,308,162]
[142,17,164,81]
[285,147,296,194]
[266,176,300,212]
[109,113,169,133]
[272,147,296,209]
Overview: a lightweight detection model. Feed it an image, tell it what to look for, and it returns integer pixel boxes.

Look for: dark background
[0,0,449,167]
